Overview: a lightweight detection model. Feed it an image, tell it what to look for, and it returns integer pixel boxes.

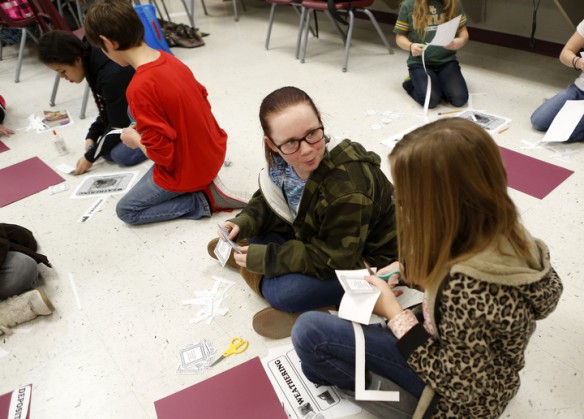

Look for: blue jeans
[0,252,38,300]
[103,142,148,167]
[292,311,425,397]
[250,232,345,312]
[116,166,211,225]
[406,60,468,109]
[530,83,584,143]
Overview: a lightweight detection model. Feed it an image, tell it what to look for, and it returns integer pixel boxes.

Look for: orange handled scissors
[211,337,249,367]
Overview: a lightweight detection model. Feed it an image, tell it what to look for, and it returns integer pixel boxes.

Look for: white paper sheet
[336,269,380,325]
[352,322,400,402]
[427,15,462,46]
[261,344,362,418]
[542,100,584,142]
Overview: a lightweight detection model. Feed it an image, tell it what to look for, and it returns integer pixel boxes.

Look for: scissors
[211,337,249,367]
[363,260,401,282]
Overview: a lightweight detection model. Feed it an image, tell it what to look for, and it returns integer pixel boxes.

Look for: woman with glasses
[208,86,398,338]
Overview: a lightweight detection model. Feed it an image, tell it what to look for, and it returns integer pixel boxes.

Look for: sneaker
[252,307,301,339]
[204,176,247,213]
[402,77,413,95]
[207,237,239,270]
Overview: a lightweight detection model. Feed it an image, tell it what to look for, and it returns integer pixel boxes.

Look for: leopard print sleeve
[399,273,549,417]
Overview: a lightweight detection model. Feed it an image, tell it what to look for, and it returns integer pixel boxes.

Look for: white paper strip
[352,322,400,401]
[68,272,82,310]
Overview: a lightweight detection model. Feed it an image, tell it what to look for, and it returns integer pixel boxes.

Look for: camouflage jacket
[229,139,398,279]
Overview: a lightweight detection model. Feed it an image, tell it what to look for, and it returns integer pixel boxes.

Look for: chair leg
[200,0,208,16]
[342,10,354,72]
[15,28,28,83]
[240,0,247,12]
[265,3,277,49]
[300,8,312,63]
[50,73,60,106]
[80,82,90,119]
[232,0,239,21]
[362,8,394,54]
[295,6,307,59]
[324,10,347,42]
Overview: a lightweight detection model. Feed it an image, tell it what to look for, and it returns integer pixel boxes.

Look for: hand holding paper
[366,276,404,320]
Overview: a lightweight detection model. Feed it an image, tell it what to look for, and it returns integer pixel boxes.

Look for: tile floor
[0,1,583,418]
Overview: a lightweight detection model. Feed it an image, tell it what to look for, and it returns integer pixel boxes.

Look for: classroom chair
[299,0,393,72]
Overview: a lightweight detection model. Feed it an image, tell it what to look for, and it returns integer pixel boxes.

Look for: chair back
[0,0,38,27]
[28,0,72,32]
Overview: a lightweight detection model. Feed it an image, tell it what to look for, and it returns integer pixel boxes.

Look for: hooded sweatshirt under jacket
[229,139,398,279]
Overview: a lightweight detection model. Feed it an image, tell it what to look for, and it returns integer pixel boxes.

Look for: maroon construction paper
[499,147,574,199]
[0,385,32,419]
[0,157,64,207]
[0,140,8,153]
[154,357,287,419]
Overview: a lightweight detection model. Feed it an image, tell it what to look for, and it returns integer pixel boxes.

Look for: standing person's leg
[109,142,148,167]
[530,84,582,132]
[116,166,211,225]
[406,64,442,108]
[0,252,38,300]
[437,60,469,107]
[292,311,424,416]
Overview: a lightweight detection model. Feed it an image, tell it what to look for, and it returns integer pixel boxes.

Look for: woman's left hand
[366,275,403,320]
[233,245,249,268]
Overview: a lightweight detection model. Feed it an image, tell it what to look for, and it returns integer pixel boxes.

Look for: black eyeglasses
[269,127,325,155]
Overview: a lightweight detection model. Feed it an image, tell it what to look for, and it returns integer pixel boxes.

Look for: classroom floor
[1,1,583,418]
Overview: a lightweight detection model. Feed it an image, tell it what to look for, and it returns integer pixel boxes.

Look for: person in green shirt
[394,0,469,108]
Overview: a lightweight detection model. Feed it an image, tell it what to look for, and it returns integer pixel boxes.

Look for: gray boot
[0,289,54,336]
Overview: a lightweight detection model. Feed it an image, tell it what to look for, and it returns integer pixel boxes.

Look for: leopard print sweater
[398,237,563,418]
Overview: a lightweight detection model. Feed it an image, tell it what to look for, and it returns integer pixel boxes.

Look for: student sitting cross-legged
[84,0,246,225]
[208,86,398,339]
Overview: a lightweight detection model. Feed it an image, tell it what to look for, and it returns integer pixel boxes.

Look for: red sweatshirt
[126,52,227,192]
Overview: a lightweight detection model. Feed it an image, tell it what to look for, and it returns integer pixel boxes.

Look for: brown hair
[84,0,144,50]
[390,118,532,288]
[259,86,323,168]
[412,0,461,40]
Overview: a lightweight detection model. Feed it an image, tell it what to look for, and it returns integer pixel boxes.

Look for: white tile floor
[1,2,583,418]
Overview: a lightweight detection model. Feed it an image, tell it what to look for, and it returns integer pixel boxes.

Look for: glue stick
[51,129,68,155]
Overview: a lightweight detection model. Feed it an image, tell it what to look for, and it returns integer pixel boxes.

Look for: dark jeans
[292,311,425,397]
[530,83,584,142]
[0,252,38,300]
[250,231,345,312]
[406,60,468,109]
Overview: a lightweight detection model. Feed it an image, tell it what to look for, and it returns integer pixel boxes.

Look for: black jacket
[84,46,135,162]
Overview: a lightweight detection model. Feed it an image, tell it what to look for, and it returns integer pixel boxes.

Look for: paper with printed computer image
[261,344,362,418]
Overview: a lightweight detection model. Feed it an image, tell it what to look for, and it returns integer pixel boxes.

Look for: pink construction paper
[0,385,32,419]
[155,357,287,419]
[0,140,8,153]
[0,157,64,207]
[499,147,574,199]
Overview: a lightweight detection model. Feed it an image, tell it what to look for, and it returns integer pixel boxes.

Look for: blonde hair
[390,118,532,289]
[412,0,461,40]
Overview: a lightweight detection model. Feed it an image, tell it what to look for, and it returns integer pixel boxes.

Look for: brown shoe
[207,237,239,270]
[239,267,263,296]
[252,307,301,339]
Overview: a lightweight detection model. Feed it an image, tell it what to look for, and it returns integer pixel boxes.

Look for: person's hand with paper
[74,156,93,175]
[121,126,143,150]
